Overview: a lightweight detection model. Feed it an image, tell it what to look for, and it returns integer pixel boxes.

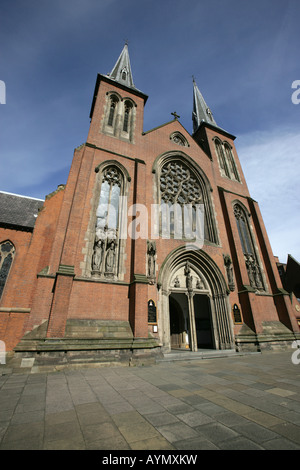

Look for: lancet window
[224,143,240,181]
[214,138,240,182]
[0,241,15,299]
[103,93,135,142]
[215,139,230,178]
[123,100,133,133]
[233,203,264,291]
[92,165,124,279]
[107,95,119,128]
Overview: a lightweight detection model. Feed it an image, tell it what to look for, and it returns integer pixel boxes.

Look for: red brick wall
[2,74,299,351]
[0,187,65,350]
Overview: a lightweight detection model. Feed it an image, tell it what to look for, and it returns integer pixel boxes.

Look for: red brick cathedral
[1,45,299,368]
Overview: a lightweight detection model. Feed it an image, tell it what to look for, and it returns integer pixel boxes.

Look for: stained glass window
[107,96,118,127]
[159,160,207,240]
[123,101,132,133]
[233,203,264,291]
[0,241,15,299]
[96,166,122,231]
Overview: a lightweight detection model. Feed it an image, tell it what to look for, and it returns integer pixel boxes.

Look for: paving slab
[0,350,299,450]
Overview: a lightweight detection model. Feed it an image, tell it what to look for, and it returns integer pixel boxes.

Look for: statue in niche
[174,276,180,288]
[184,261,193,291]
[253,261,263,290]
[186,274,193,291]
[184,261,191,277]
[244,253,255,288]
[105,240,116,274]
[147,240,156,279]
[92,236,104,272]
[223,254,235,292]
[196,278,204,289]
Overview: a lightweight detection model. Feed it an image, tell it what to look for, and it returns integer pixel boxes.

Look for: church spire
[108,43,136,90]
[192,78,217,133]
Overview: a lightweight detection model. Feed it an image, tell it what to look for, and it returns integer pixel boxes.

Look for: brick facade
[1,47,299,366]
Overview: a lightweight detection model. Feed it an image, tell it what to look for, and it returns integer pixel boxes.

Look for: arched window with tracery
[215,139,230,178]
[0,241,15,299]
[158,156,218,245]
[103,93,135,142]
[233,203,264,291]
[91,163,128,280]
[214,138,240,182]
[107,94,119,128]
[123,100,133,133]
[224,143,240,181]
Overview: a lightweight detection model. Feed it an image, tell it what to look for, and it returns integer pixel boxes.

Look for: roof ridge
[0,190,44,201]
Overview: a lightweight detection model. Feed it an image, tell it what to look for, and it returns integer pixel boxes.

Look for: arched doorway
[193,294,214,349]
[169,293,189,350]
[158,247,234,352]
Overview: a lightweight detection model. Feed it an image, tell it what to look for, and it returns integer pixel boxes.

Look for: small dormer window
[121,67,127,81]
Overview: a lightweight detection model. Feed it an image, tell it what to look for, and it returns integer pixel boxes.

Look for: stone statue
[253,262,263,290]
[184,261,191,277]
[147,240,156,278]
[223,254,235,291]
[184,261,193,291]
[174,276,180,288]
[245,253,255,288]
[105,240,116,273]
[186,274,193,291]
[92,237,104,272]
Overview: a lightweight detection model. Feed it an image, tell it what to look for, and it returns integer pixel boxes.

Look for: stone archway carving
[157,246,234,352]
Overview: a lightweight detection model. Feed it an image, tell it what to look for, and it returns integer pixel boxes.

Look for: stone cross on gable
[171,111,180,120]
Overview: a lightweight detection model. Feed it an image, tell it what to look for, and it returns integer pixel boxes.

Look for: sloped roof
[0,191,44,230]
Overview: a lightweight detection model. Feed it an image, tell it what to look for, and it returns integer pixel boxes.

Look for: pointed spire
[109,43,136,90]
[192,78,217,133]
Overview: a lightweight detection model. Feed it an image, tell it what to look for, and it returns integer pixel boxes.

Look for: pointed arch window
[214,139,240,182]
[121,67,128,81]
[224,143,240,181]
[107,95,119,127]
[96,166,122,231]
[158,157,218,244]
[103,93,136,142]
[170,132,189,147]
[0,241,15,299]
[233,203,264,291]
[92,164,127,280]
[215,139,230,178]
[123,101,133,133]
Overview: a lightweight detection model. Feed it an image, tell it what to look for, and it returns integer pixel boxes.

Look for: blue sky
[0,0,299,262]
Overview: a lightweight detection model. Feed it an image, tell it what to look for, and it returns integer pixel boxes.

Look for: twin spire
[108,42,136,90]
[109,44,217,133]
[192,78,217,133]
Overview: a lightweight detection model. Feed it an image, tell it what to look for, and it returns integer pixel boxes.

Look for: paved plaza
[0,350,300,450]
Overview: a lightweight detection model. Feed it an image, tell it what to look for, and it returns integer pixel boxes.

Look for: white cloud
[236,127,300,263]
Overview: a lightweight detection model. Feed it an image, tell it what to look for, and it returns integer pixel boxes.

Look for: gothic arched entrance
[169,293,189,349]
[158,247,234,352]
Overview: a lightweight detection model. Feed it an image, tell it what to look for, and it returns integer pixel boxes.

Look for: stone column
[186,290,197,352]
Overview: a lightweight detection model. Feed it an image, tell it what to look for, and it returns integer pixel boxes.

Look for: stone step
[158,348,260,362]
